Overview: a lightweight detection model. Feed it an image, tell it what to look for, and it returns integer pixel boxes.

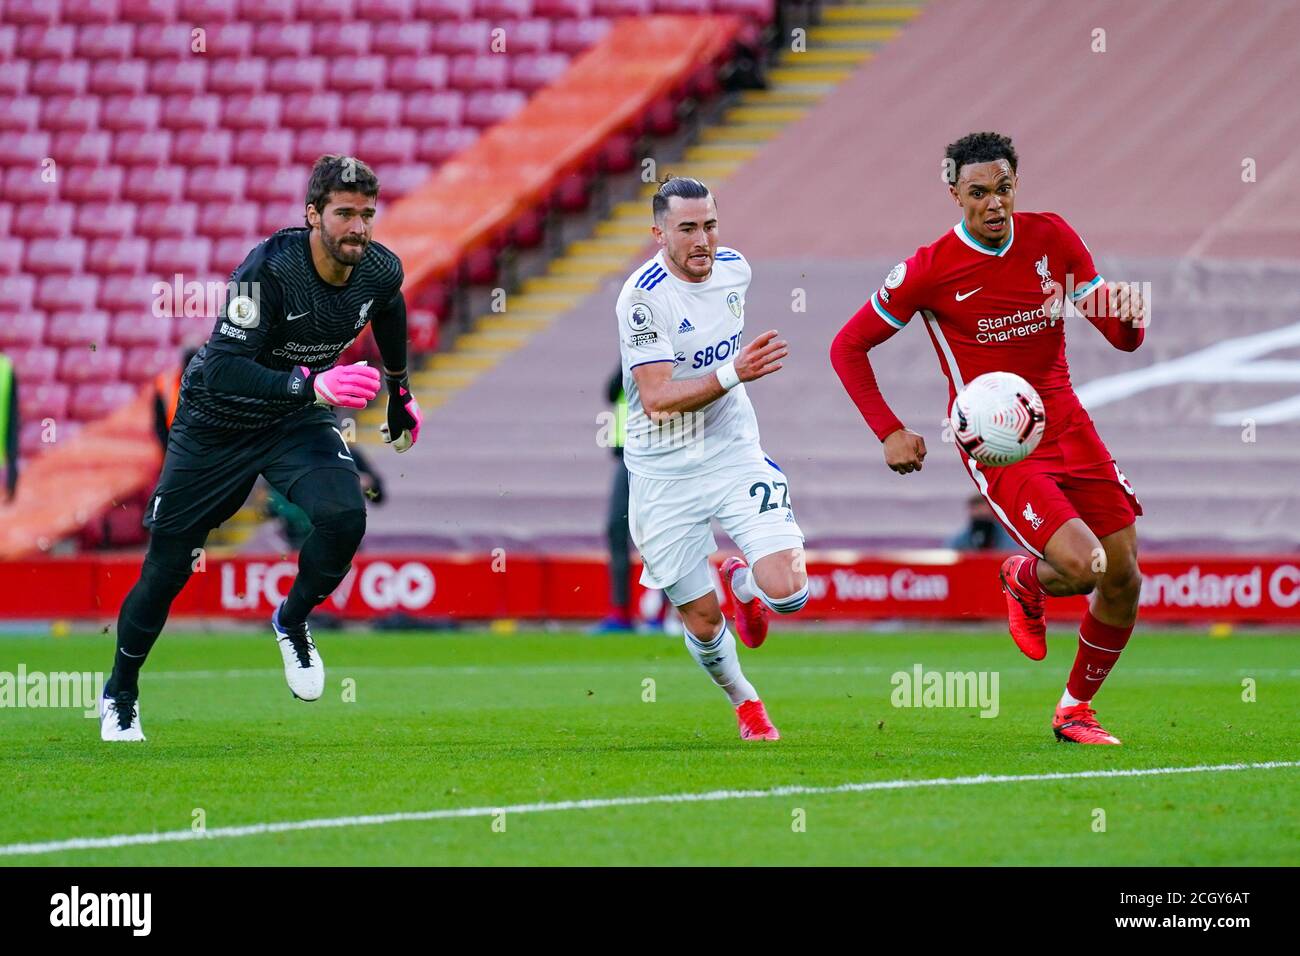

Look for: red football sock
[1015,556,1049,597]
[1066,608,1134,702]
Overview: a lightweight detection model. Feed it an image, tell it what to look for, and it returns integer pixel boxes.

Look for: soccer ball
[950,372,1046,466]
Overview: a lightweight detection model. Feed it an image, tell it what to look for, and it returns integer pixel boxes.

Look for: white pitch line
[1,761,1295,858]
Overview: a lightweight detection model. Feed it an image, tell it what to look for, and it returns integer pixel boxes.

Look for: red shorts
[960,414,1141,557]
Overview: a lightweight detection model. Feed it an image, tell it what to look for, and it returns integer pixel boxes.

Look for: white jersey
[616,246,763,479]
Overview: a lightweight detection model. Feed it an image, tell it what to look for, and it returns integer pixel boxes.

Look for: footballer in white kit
[616,178,811,741]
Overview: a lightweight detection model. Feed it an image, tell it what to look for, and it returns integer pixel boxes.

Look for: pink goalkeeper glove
[380,372,422,452]
[298,361,381,409]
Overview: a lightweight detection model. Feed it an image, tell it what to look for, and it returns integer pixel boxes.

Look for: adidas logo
[677,318,695,334]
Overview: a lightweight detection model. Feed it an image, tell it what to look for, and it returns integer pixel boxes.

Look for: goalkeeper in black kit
[100,155,423,742]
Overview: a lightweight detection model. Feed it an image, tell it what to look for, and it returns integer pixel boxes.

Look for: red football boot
[1053,701,1122,745]
[736,699,780,741]
[1000,555,1048,661]
[721,556,769,649]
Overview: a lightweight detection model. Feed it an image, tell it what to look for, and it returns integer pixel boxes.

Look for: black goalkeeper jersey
[180,227,404,430]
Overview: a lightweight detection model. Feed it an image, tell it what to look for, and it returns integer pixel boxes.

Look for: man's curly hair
[944,132,1018,184]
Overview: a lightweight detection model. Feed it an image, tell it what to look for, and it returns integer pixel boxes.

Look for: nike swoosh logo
[287,312,310,321]
[955,288,982,301]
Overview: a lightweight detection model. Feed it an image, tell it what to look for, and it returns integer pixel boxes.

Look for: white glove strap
[716,361,741,391]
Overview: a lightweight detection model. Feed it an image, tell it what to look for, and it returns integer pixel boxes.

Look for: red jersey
[831,211,1141,444]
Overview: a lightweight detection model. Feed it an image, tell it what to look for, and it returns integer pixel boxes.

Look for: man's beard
[325,231,367,265]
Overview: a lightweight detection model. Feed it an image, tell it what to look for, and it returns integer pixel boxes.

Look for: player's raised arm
[370,289,423,452]
[634,329,787,422]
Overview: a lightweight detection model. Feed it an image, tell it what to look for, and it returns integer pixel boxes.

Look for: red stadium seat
[386,54,450,91]
[0,26,14,61]
[252,23,313,58]
[433,20,492,54]
[0,310,46,348]
[19,381,70,421]
[24,238,87,275]
[52,130,113,166]
[509,52,570,91]
[161,94,221,129]
[357,128,416,164]
[354,0,415,20]
[133,24,194,59]
[180,0,240,21]
[112,129,174,166]
[63,0,120,23]
[120,0,179,22]
[239,0,294,19]
[348,91,403,127]
[313,22,370,56]
[6,0,58,24]
[232,129,293,168]
[173,128,233,167]
[1,132,51,167]
[654,0,709,12]
[69,383,138,421]
[267,57,328,93]
[148,58,206,95]
[8,347,61,384]
[149,237,212,275]
[450,54,509,91]
[123,167,185,202]
[42,94,100,130]
[0,61,29,96]
[60,345,124,384]
[204,23,255,57]
[0,96,40,130]
[122,345,182,383]
[379,163,433,199]
[19,25,76,60]
[278,92,344,130]
[110,311,179,347]
[87,60,148,95]
[12,202,73,238]
[0,238,20,274]
[244,164,305,204]
[96,275,149,312]
[371,22,431,56]
[296,0,355,21]
[498,19,552,53]
[57,166,123,203]
[593,0,652,13]
[206,58,268,95]
[0,205,9,238]
[30,60,89,96]
[45,311,110,349]
[530,0,592,15]
[99,94,160,131]
[0,275,38,310]
[463,89,527,127]
[415,126,478,163]
[292,128,356,164]
[197,203,252,238]
[328,56,388,91]
[224,95,285,132]
[87,236,151,274]
[74,202,138,239]
[417,0,475,18]
[259,202,303,234]
[551,17,611,53]
[478,0,534,17]
[404,91,465,128]
[185,165,247,203]
[212,236,256,274]
[134,201,199,238]
[77,23,136,59]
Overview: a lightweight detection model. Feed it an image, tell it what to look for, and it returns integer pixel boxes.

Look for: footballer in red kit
[830,132,1148,745]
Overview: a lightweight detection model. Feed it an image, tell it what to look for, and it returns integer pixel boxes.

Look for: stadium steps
[361,0,927,452]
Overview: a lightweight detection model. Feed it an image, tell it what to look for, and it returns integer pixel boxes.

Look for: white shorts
[628,452,805,596]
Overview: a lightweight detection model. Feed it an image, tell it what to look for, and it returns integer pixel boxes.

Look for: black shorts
[144,403,360,535]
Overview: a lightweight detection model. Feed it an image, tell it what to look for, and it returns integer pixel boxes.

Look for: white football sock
[1059,687,1087,708]
[683,621,757,706]
[731,564,757,604]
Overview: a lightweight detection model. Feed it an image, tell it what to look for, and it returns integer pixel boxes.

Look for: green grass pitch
[1,627,1296,866]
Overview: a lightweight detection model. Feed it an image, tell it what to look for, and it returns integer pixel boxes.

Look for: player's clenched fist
[883,427,927,475]
[734,329,788,382]
[296,361,381,408]
[1108,281,1146,327]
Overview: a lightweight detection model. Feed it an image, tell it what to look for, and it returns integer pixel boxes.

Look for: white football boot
[272,602,324,701]
[100,692,145,742]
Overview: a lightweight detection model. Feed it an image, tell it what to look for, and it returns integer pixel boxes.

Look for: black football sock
[279,470,367,628]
